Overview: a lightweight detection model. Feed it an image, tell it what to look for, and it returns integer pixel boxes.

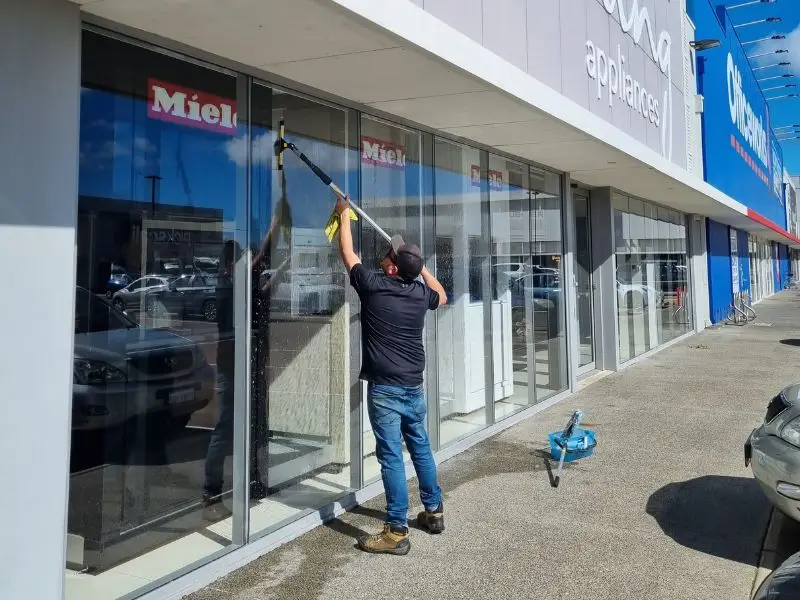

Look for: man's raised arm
[335,196,361,272]
[420,266,447,307]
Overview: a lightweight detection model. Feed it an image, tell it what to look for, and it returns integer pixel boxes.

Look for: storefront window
[68,31,246,599]
[247,85,358,537]
[489,155,531,420]
[434,138,490,447]
[614,193,691,363]
[530,169,567,399]
[358,115,431,482]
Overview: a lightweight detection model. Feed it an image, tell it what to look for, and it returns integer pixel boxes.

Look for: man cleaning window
[333,195,447,555]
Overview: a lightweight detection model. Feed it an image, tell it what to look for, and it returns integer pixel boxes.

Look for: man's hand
[334,195,350,217]
[335,194,360,272]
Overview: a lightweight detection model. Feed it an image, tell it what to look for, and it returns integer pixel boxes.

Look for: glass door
[573,193,595,374]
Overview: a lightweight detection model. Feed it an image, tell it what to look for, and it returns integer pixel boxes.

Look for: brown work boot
[417,503,445,534]
[357,524,410,555]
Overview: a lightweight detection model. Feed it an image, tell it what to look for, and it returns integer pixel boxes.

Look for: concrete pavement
[188,290,800,600]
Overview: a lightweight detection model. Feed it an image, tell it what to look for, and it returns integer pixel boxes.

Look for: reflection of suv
[72,287,214,433]
[111,275,171,313]
[150,274,218,322]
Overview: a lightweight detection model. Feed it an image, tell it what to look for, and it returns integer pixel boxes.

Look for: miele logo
[361,137,406,169]
[147,79,237,135]
[587,0,673,161]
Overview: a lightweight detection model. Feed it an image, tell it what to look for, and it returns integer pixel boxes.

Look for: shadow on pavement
[779,339,800,347]
[646,475,769,566]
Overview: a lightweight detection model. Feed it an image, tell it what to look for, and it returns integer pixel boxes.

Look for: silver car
[73,286,214,433]
[746,385,800,523]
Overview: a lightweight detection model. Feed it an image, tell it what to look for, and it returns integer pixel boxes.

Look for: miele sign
[585,0,673,161]
[147,79,237,135]
[361,136,407,169]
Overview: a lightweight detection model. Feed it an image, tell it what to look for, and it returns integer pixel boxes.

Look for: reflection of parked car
[746,385,800,525]
[106,267,134,298]
[617,280,663,310]
[72,286,214,433]
[111,275,171,313]
[150,274,218,322]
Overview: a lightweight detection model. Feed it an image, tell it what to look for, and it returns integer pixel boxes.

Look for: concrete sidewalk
[189,291,800,600]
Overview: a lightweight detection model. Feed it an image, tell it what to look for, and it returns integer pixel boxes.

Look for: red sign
[147,79,237,135]
[361,136,406,169]
[470,165,503,190]
[470,165,481,186]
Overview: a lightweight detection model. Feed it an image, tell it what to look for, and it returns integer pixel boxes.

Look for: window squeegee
[273,120,392,244]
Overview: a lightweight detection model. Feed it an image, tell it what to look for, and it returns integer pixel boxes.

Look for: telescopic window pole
[274,120,392,243]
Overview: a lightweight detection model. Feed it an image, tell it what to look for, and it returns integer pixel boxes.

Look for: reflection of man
[333,196,447,555]
[202,215,290,509]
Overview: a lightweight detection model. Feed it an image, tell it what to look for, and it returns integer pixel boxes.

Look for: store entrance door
[573,193,595,375]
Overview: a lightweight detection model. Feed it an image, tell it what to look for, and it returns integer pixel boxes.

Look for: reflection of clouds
[225,133,273,166]
[90,119,115,131]
[751,26,800,77]
[134,137,157,153]
[79,136,157,171]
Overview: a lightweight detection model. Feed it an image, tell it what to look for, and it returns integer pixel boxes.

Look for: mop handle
[287,144,392,244]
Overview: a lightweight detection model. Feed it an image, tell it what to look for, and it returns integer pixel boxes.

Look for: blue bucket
[548,427,596,463]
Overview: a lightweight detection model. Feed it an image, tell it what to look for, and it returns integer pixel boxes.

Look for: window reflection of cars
[616,279,666,311]
[258,267,345,317]
[503,271,563,337]
[507,272,562,307]
[72,286,214,433]
[149,274,218,322]
[106,267,133,298]
[111,275,171,313]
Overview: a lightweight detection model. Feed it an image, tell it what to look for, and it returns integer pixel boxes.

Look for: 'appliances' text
[586,41,660,126]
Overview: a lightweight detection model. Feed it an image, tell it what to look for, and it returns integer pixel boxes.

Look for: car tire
[145,297,161,316]
[203,299,217,322]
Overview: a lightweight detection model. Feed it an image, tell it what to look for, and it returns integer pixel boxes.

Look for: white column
[0,1,82,600]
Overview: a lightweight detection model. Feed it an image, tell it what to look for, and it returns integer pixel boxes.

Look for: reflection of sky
[79,87,565,246]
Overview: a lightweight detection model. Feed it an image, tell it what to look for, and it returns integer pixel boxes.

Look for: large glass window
[68,28,579,599]
[434,138,490,447]
[489,154,531,420]
[68,31,246,600]
[614,193,692,363]
[530,169,568,399]
[358,115,432,482]
[247,85,358,537]
[487,158,566,416]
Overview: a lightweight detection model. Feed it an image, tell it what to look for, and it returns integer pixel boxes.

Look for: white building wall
[0,1,82,599]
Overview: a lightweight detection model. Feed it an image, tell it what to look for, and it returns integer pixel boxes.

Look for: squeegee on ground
[274,120,391,243]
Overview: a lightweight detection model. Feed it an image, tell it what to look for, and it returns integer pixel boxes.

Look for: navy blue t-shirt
[350,263,440,387]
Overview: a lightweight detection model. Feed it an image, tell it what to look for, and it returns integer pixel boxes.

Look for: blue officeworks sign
[693,1,786,228]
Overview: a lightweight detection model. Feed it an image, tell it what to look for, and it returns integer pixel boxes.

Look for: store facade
[691,0,800,321]
[4,2,797,600]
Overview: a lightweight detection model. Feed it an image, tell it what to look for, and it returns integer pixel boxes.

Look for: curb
[751,509,783,599]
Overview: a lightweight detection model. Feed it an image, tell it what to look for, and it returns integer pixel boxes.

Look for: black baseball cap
[388,234,423,281]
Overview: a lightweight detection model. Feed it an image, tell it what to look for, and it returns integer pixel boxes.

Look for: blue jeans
[204,373,233,493]
[367,383,443,529]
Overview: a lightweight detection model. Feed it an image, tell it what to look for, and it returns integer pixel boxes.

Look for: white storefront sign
[585,0,673,160]
[730,228,740,294]
[726,54,768,168]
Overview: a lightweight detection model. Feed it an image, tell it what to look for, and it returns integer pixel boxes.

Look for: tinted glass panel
[68,31,245,599]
